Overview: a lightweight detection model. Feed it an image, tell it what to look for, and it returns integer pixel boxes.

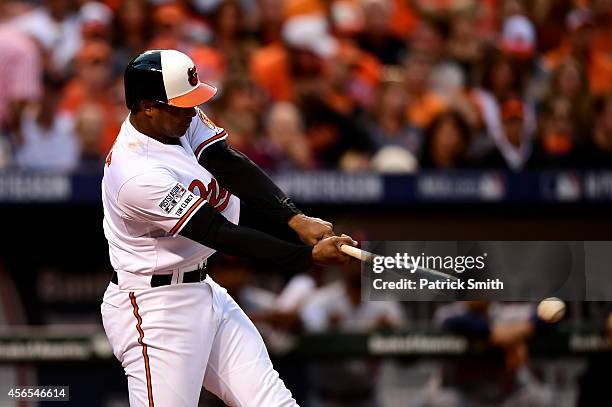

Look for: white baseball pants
[101,275,297,407]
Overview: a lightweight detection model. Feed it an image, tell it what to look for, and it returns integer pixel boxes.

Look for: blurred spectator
[409,16,449,65]
[478,98,534,171]
[427,301,554,407]
[79,1,113,44]
[250,102,315,171]
[478,51,522,103]
[387,0,419,38]
[0,25,42,135]
[301,260,406,406]
[149,3,223,89]
[500,14,536,61]
[250,13,337,102]
[329,0,365,37]
[499,14,548,100]
[208,0,252,79]
[354,0,406,66]
[544,7,612,96]
[447,9,486,85]
[11,0,81,76]
[14,75,79,171]
[324,44,381,114]
[471,50,537,163]
[74,104,106,171]
[212,77,263,153]
[252,0,284,44]
[530,97,582,168]
[541,58,593,138]
[420,111,472,169]
[59,41,123,156]
[530,0,573,53]
[589,0,612,56]
[403,54,448,131]
[112,0,152,70]
[579,95,612,168]
[367,81,422,155]
[299,92,373,168]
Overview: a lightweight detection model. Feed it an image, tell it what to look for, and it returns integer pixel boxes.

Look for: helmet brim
[168,82,217,108]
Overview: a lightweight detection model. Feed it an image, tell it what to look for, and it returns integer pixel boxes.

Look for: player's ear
[141,101,155,118]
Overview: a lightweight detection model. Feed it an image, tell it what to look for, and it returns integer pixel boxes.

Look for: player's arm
[199,140,333,245]
[179,202,353,271]
[117,173,354,271]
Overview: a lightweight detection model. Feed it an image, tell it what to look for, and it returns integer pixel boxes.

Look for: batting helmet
[124,49,217,110]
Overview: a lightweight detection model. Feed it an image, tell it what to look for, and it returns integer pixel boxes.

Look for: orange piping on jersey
[194,131,227,158]
[129,292,154,407]
[169,197,205,235]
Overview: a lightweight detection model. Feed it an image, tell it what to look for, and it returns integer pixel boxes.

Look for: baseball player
[101,49,356,407]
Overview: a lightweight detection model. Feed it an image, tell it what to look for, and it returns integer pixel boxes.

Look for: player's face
[151,103,197,138]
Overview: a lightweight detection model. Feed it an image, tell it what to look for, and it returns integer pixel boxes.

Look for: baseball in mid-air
[537,297,566,323]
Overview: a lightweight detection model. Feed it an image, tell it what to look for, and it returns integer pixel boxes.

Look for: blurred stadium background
[1,0,612,405]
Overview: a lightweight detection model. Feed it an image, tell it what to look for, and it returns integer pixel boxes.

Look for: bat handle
[340,244,371,262]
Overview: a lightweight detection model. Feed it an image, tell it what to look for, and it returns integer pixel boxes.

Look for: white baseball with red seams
[100,108,298,406]
[537,297,566,323]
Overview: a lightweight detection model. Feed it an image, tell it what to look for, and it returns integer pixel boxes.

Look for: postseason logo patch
[159,184,187,214]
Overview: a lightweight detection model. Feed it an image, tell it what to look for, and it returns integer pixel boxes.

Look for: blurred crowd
[2,0,612,173]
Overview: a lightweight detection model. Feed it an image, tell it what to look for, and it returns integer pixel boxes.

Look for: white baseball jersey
[102,108,240,285]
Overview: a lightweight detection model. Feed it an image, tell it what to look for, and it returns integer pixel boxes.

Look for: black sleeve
[180,201,312,273]
[199,140,302,225]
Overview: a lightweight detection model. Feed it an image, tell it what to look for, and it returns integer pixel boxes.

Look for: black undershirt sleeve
[180,201,313,273]
[198,140,302,225]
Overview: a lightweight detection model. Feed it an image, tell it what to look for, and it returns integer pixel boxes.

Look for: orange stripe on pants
[129,292,154,407]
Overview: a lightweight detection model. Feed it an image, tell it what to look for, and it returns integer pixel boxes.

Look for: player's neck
[129,114,181,145]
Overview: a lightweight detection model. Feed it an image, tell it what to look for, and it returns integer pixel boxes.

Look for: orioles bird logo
[187,66,198,86]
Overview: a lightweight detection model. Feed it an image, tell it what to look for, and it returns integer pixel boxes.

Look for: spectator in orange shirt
[324,44,381,115]
[544,8,612,96]
[590,0,612,56]
[59,41,123,156]
[250,13,337,102]
[403,53,447,130]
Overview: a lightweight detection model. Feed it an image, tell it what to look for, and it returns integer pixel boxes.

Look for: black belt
[111,265,207,287]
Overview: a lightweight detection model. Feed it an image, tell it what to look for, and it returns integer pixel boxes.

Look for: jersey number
[189,178,231,212]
